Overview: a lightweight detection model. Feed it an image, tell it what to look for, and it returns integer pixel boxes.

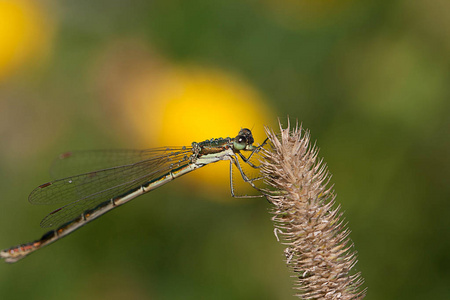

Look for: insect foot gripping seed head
[260,120,366,300]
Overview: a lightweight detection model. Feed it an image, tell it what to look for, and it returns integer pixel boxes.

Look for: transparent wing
[50,149,183,179]
[29,147,192,228]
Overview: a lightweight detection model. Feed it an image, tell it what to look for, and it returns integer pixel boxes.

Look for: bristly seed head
[260,119,366,299]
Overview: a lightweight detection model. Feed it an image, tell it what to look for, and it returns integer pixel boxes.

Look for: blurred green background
[1,0,450,299]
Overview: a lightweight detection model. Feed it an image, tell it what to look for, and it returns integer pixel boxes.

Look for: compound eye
[238,128,254,145]
[233,135,247,150]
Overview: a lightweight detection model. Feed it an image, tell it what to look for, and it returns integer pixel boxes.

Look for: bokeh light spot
[0,0,53,81]
[120,65,276,197]
[96,56,277,199]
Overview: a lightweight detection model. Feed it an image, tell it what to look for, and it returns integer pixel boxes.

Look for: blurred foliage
[1,0,450,299]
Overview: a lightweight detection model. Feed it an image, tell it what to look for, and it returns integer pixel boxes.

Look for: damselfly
[1,128,267,263]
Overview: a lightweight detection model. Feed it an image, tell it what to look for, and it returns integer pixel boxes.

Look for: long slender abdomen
[1,163,205,263]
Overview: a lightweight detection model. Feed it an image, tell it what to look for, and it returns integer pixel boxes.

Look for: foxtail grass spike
[260,119,366,299]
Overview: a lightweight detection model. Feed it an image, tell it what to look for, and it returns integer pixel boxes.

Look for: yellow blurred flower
[93,41,276,197]
[0,0,53,81]
[118,64,275,197]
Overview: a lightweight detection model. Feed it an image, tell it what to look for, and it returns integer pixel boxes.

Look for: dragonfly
[1,128,267,263]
